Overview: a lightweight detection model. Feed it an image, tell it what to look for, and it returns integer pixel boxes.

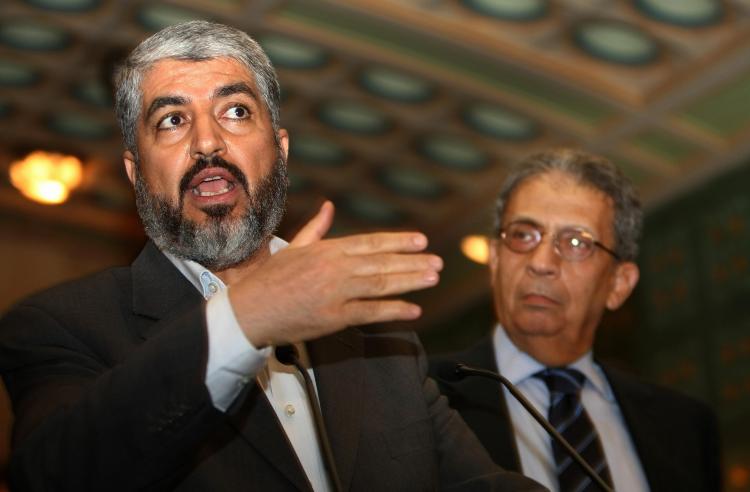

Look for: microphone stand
[275,345,343,492]
[454,363,613,492]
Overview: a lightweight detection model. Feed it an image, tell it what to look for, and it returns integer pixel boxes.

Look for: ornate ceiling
[2,0,750,329]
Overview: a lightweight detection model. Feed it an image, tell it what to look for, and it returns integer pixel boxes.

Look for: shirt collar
[162,235,289,300]
[492,323,615,402]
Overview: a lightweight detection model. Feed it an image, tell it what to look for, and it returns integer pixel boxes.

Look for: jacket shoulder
[604,364,716,420]
[427,336,495,382]
[10,266,132,315]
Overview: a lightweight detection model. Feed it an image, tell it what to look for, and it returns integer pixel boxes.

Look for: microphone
[274,344,299,366]
[274,345,342,492]
[442,362,613,492]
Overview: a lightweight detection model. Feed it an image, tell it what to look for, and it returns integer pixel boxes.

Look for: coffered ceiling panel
[2,0,750,327]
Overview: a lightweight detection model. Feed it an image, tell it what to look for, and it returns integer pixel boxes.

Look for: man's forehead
[141,57,256,95]
[137,58,261,122]
[504,172,615,232]
[146,55,252,73]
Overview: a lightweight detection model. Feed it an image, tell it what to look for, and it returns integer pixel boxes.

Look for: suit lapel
[442,337,522,471]
[229,385,312,491]
[602,366,667,492]
[307,328,364,492]
[129,241,202,339]
[229,329,366,492]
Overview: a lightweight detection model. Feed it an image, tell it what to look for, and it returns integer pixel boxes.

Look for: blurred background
[1,0,750,489]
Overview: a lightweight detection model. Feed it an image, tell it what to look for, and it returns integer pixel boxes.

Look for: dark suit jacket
[429,336,722,492]
[0,243,544,492]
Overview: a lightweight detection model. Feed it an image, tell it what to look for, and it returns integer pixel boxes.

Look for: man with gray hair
[430,149,721,492]
[0,21,543,491]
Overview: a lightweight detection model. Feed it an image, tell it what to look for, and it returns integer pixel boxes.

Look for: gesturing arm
[228,201,443,348]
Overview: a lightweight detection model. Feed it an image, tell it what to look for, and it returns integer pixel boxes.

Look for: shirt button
[208,282,218,294]
[285,404,295,417]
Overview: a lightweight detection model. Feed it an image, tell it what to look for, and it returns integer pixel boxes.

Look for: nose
[189,115,226,160]
[526,236,560,278]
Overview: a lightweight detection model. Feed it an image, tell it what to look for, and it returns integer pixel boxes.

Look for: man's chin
[511,312,566,338]
[200,204,234,219]
[181,201,240,223]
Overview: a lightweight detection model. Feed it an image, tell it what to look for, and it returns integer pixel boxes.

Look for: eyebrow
[143,82,259,122]
[145,95,189,121]
[214,82,258,100]
[143,96,190,121]
[507,217,599,236]
[505,217,542,228]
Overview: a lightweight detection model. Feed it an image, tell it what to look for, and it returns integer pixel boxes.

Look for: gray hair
[114,20,281,156]
[493,148,642,261]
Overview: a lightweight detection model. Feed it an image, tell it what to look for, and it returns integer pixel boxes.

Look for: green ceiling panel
[610,155,653,185]
[279,2,614,128]
[630,130,700,165]
[137,4,209,31]
[679,70,750,138]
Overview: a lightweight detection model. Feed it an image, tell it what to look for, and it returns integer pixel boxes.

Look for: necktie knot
[535,367,585,396]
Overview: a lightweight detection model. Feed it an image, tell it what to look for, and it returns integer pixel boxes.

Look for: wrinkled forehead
[141,56,255,89]
[138,57,260,112]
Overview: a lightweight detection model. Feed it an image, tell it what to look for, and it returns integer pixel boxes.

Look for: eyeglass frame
[498,220,621,262]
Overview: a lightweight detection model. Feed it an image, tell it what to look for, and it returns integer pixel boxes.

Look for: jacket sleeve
[415,335,546,491]
[0,295,224,491]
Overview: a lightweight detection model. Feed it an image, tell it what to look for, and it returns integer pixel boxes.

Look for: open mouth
[188,168,237,198]
[192,175,235,197]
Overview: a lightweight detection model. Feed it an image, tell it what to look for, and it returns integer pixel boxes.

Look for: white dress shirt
[492,325,649,492]
[164,237,332,492]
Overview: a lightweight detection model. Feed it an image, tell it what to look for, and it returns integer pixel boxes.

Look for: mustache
[178,155,250,196]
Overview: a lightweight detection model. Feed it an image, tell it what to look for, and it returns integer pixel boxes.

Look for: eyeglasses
[499,221,620,262]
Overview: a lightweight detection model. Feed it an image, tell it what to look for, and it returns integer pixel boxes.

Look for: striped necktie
[535,367,614,492]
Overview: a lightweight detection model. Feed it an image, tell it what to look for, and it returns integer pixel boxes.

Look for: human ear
[606,261,640,310]
[277,128,289,161]
[123,150,137,186]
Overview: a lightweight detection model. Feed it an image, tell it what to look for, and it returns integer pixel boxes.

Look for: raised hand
[228,201,443,348]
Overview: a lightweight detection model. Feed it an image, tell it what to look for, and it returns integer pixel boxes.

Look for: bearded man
[0,21,543,492]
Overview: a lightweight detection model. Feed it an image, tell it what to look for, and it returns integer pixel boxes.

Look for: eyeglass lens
[501,222,596,261]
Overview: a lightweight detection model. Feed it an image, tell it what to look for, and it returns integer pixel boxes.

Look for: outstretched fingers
[236,220,442,344]
[343,269,440,300]
[342,299,423,325]
[350,253,443,277]
[336,231,430,256]
[290,200,335,248]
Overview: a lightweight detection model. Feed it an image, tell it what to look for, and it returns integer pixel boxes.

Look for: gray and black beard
[133,152,288,271]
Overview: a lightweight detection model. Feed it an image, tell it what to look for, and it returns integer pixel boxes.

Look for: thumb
[290,200,334,248]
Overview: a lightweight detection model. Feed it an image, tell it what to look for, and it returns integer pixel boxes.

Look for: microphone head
[274,344,299,366]
[436,361,469,382]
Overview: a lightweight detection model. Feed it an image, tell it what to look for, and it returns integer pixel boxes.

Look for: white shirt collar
[163,235,289,299]
[492,323,615,402]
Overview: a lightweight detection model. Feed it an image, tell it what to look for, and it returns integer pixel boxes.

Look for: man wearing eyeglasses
[430,149,721,492]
